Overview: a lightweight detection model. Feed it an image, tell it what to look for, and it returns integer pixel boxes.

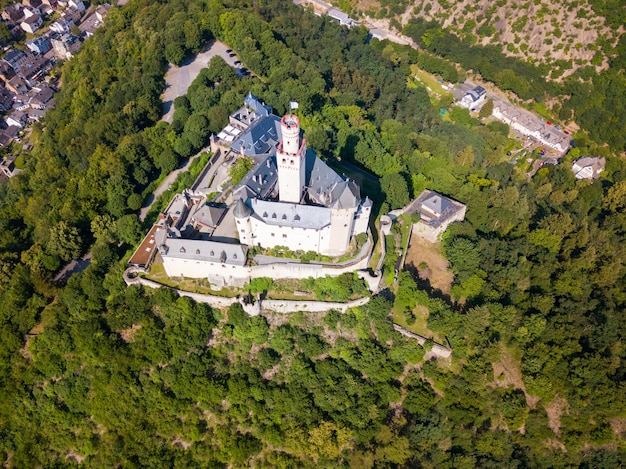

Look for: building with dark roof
[136,94,372,285]
[409,190,466,242]
[230,99,371,256]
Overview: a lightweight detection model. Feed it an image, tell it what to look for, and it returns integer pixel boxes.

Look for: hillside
[339,0,625,79]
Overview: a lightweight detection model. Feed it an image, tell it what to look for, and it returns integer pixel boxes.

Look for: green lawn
[410,65,450,96]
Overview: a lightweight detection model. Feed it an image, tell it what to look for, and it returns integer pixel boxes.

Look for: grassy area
[533,102,552,120]
[392,304,445,344]
[410,65,450,96]
[142,256,240,297]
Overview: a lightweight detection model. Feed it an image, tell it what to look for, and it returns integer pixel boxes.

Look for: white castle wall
[325,207,355,256]
[246,215,329,252]
[162,252,371,287]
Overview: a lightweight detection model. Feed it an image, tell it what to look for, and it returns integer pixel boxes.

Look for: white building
[571,156,605,180]
[232,109,370,257]
[137,94,372,285]
[459,85,486,110]
[492,100,570,155]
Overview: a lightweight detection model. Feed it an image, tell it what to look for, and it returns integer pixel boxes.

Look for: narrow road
[139,148,208,221]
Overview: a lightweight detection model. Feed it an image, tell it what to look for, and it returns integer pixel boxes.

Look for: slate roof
[305,152,359,209]
[191,203,226,228]
[244,92,271,116]
[230,114,281,157]
[233,198,251,218]
[412,190,465,228]
[250,198,331,230]
[159,237,247,266]
[233,153,278,200]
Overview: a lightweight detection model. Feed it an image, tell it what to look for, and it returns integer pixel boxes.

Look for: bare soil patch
[118,324,142,343]
[404,235,454,295]
[544,397,569,436]
[492,345,540,408]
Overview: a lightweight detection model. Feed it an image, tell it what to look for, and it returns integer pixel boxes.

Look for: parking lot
[161,40,247,123]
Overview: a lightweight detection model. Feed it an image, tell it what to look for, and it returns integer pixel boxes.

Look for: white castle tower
[277,114,306,203]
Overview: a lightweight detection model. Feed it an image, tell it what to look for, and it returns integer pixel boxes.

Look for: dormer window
[272,213,277,219]
[179,247,186,253]
[263,212,268,218]
[233,254,237,259]
[282,214,287,220]
[196,249,200,255]
[294,214,300,221]
[210,250,214,256]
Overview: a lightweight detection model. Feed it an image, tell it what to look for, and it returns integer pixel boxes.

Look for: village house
[459,85,487,110]
[571,156,605,180]
[0,86,15,112]
[409,190,467,242]
[49,17,73,34]
[29,84,55,109]
[17,54,50,86]
[7,76,29,95]
[68,0,85,12]
[95,3,111,21]
[492,100,570,156]
[0,155,21,183]
[20,13,43,34]
[3,49,28,74]
[26,35,51,55]
[6,109,27,128]
[2,4,24,24]
[0,62,16,84]
[22,0,43,10]
[51,33,80,60]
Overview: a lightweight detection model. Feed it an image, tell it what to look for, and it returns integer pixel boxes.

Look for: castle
[232,111,371,256]
[129,94,372,287]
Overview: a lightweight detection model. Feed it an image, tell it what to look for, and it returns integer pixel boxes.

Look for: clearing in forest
[404,234,453,295]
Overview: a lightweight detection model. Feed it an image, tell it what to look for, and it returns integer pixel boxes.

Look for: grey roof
[305,151,359,209]
[412,190,465,228]
[230,114,281,157]
[233,198,251,218]
[233,153,278,200]
[191,204,226,228]
[244,92,272,117]
[572,156,605,179]
[159,237,247,266]
[422,194,450,216]
[464,86,486,103]
[250,198,331,230]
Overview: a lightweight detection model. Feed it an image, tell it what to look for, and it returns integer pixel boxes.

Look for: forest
[0,0,624,466]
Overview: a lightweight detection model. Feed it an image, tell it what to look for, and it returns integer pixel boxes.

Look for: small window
[282,158,286,163]
[271,233,275,237]
[294,214,300,221]
[290,159,294,165]
[179,247,186,253]
[282,214,287,220]
[196,249,200,254]
[263,212,268,218]
[233,254,237,259]
[282,234,287,238]
[272,213,277,219]
[210,250,214,256]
